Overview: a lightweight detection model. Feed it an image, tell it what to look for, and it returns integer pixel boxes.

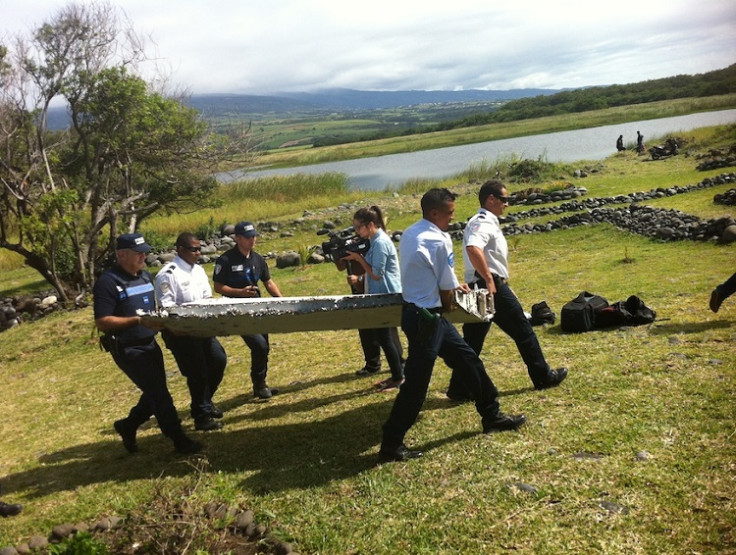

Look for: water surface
[218,109,736,190]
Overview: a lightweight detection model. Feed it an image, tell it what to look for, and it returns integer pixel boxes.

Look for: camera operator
[341,206,405,391]
[327,227,382,377]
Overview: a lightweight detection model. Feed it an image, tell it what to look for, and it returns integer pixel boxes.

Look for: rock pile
[714,188,736,206]
[0,503,299,555]
[0,294,61,332]
[502,204,736,243]
[508,185,588,206]
[696,144,736,171]
[502,173,736,223]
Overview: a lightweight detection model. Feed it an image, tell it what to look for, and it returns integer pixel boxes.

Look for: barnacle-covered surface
[140,291,493,337]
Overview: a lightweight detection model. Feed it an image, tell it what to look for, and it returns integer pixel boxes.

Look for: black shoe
[356,366,380,377]
[194,416,223,431]
[114,418,138,453]
[482,413,527,433]
[253,385,279,399]
[535,367,568,390]
[378,444,424,463]
[173,434,203,455]
[446,390,474,404]
[208,403,224,419]
[710,288,723,313]
[0,501,22,518]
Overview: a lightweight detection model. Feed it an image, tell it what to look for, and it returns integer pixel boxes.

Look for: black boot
[114,418,139,453]
[171,431,203,454]
[0,501,22,517]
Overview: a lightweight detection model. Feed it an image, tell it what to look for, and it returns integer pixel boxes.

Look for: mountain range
[184,87,562,114]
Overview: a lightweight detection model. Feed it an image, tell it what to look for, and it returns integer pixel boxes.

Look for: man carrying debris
[379,188,526,463]
[155,232,228,431]
[446,180,567,402]
[213,222,283,399]
[94,233,202,455]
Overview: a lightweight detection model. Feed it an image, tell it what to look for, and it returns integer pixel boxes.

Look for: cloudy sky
[3,0,735,94]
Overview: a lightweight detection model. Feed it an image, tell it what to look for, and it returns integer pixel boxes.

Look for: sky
[2,0,735,95]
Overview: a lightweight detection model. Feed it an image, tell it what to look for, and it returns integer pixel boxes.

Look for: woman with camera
[342,206,405,391]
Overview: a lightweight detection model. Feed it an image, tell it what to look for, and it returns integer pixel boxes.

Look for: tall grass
[142,173,355,239]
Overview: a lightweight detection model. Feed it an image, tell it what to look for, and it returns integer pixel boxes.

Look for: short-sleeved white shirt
[463,208,510,283]
[155,255,213,308]
[399,218,459,308]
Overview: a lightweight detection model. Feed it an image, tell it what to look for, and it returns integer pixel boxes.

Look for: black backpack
[595,295,656,328]
[530,301,556,326]
[560,291,609,333]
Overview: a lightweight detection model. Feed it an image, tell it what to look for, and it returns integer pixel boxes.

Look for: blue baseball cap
[234,221,259,238]
[116,233,152,252]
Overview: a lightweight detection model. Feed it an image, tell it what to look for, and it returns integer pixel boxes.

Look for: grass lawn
[0,130,734,554]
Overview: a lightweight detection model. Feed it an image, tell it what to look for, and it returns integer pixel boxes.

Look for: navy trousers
[382,305,501,450]
[112,339,182,437]
[241,333,270,386]
[450,277,553,394]
[162,331,227,418]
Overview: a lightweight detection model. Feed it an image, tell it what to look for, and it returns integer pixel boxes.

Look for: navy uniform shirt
[213,247,270,297]
[93,265,156,342]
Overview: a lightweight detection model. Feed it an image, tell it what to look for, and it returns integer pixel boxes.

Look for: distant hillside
[184,88,561,117]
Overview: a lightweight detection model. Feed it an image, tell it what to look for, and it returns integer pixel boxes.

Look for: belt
[402,302,442,314]
[492,274,508,285]
[117,336,156,347]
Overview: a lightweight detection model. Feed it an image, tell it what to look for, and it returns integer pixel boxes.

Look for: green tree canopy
[0,1,251,302]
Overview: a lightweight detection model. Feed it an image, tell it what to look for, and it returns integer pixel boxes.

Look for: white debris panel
[140,290,494,337]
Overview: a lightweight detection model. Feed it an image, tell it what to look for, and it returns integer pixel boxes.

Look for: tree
[0,2,252,303]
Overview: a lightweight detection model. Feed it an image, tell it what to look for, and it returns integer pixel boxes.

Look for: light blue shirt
[399,218,459,308]
[365,229,402,294]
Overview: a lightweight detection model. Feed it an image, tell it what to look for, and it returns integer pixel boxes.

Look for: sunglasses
[181,246,201,252]
[493,194,510,203]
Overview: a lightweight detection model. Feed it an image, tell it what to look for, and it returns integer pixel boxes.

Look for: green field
[0,122,735,554]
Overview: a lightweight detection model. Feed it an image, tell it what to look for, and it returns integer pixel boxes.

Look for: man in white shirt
[446,180,567,401]
[156,232,228,431]
[379,188,526,463]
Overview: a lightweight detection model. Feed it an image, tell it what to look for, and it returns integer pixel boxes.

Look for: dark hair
[353,205,386,231]
[478,179,506,206]
[421,188,457,216]
[175,232,197,248]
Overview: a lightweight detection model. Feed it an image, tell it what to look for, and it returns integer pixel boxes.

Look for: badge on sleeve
[448,252,455,268]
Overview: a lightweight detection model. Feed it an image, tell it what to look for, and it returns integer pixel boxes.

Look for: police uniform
[213,246,272,391]
[155,255,227,423]
[380,218,505,456]
[448,207,557,394]
[93,265,183,440]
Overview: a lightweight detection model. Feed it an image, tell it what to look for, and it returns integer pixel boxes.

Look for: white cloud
[2,0,734,94]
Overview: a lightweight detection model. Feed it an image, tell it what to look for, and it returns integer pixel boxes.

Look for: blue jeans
[381,305,501,450]
[451,277,553,393]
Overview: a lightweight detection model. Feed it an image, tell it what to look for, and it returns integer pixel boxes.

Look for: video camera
[317,226,371,261]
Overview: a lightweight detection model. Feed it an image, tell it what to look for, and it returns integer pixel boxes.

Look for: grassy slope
[0,131,735,554]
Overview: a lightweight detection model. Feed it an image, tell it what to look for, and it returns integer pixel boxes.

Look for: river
[217,109,736,191]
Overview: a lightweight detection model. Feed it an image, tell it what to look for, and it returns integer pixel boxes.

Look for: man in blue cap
[93,233,202,455]
[214,222,283,399]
